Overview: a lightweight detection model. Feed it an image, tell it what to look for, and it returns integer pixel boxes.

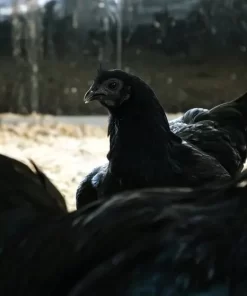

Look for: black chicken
[76,68,247,208]
[1,153,247,295]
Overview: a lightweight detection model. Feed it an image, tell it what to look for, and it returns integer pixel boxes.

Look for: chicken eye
[108,81,118,90]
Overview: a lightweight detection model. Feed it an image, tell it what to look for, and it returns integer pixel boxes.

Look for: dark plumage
[71,170,247,296]
[76,69,247,208]
[0,154,67,213]
[0,154,67,249]
[1,153,247,295]
[170,92,247,177]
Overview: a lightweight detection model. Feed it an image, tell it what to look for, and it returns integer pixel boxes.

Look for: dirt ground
[0,116,109,211]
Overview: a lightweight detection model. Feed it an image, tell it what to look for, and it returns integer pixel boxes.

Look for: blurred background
[0,0,246,210]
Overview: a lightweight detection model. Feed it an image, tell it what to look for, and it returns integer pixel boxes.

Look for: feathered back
[0,154,68,275]
[1,170,247,295]
[0,154,67,214]
[70,172,247,296]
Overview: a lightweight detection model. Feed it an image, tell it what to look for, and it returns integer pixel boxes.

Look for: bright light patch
[0,0,51,15]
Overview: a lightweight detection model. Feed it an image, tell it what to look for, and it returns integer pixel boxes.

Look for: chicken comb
[97,62,107,76]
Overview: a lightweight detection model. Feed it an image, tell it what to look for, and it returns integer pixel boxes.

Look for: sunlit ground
[0,114,109,211]
[0,113,244,211]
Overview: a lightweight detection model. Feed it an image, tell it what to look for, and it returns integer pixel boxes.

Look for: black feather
[0,154,67,253]
[29,159,67,212]
[0,154,67,214]
[170,91,247,177]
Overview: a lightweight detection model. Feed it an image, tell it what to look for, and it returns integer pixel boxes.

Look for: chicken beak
[84,89,106,104]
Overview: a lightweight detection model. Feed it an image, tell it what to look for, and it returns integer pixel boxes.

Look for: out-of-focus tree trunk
[12,0,22,61]
[116,0,122,68]
[25,0,40,112]
[37,4,44,60]
[12,0,25,112]
[102,17,113,64]
[44,1,56,59]
[72,0,79,29]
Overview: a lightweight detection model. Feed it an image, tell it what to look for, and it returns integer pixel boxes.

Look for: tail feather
[0,153,67,214]
[29,159,67,213]
[227,91,247,109]
[178,91,247,177]
[207,91,247,126]
[0,153,68,275]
